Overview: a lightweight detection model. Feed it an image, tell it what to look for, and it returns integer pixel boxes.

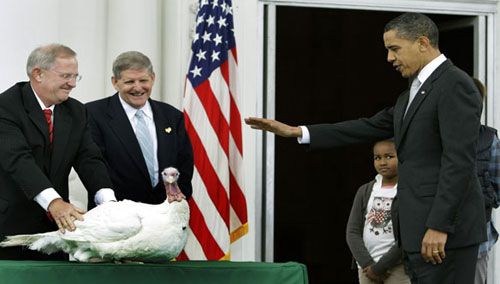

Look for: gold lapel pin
[165,127,172,133]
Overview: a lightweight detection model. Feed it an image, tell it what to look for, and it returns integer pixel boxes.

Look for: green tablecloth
[0,260,308,284]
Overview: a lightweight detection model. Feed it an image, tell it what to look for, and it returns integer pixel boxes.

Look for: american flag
[180,0,248,260]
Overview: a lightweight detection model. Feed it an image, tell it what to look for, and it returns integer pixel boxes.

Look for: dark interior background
[272,7,474,284]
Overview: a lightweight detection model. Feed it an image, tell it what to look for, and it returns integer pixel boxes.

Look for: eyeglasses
[46,69,82,82]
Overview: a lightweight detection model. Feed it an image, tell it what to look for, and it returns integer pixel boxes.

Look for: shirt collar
[118,94,153,120]
[31,84,55,112]
[375,174,383,186]
[416,54,447,85]
[374,174,397,189]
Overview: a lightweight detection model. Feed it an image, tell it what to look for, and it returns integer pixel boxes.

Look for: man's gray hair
[26,43,77,77]
[384,13,439,48]
[112,51,154,79]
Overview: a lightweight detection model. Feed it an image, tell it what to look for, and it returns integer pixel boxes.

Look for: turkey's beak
[165,176,176,184]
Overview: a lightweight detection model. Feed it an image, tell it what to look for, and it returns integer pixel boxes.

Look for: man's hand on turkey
[47,198,85,233]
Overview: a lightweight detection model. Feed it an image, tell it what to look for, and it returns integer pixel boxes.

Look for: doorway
[272,7,475,283]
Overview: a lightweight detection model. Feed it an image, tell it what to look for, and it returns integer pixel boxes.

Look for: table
[0,260,308,284]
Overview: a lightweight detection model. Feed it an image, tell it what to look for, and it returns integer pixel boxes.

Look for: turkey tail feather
[0,234,42,247]
[0,233,61,254]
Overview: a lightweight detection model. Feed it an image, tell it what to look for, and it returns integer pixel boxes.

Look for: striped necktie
[43,109,53,143]
[135,110,156,186]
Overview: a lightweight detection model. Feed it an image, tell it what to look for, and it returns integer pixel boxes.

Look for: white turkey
[0,167,189,263]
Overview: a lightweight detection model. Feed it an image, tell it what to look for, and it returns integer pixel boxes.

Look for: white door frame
[257,0,498,282]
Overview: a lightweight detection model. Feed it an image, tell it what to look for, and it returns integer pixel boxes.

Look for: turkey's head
[162,167,179,184]
[161,167,186,203]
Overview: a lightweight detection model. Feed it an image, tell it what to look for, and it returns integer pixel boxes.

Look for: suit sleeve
[72,108,113,199]
[176,114,194,199]
[308,107,395,150]
[426,77,482,232]
[87,107,107,160]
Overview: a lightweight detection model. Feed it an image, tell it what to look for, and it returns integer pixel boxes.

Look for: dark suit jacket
[0,82,113,237]
[85,93,193,207]
[307,60,486,252]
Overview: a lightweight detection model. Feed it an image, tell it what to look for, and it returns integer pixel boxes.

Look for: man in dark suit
[86,51,193,207]
[0,44,117,260]
[245,13,485,283]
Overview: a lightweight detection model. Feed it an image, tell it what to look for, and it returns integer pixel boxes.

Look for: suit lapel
[50,104,72,175]
[22,84,50,144]
[22,84,53,174]
[397,60,453,144]
[399,87,429,141]
[107,94,150,182]
[151,101,174,170]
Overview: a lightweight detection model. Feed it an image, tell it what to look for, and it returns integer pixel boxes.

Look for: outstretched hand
[244,117,302,138]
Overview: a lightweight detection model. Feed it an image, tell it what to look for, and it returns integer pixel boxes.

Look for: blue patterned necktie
[135,109,156,186]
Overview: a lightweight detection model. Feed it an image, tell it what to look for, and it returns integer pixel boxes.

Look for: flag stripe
[229,95,243,155]
[227,49,243,154]
[220,58,243,155]
[225,23,247,240]
[208,67,231,124]
[184,113,230,227]
[231,47,238,63]
[229,133,247,228]
[229,171,247,225]
[187,198,225,260]
[194,80,230,156]
[191,168,230,250]
[185,80,230,195]
[176,250,189,261]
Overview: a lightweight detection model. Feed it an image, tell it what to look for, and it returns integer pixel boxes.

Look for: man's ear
[417,36,431,52]
[111,76,118,91]
[32,67,43,82]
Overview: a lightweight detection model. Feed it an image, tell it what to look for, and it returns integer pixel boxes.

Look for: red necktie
[43,109,53,143]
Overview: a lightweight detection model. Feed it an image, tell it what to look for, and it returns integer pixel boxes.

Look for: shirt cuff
[94,188,117,205]
[33,188,61,211]
[297,126,310,144]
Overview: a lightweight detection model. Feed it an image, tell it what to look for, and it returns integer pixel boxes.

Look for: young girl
[346,139,410,283]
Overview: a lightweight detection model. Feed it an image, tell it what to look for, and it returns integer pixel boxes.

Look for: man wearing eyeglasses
[0,43,117,260]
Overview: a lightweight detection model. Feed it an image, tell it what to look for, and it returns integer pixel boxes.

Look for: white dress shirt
[118,96,159,187]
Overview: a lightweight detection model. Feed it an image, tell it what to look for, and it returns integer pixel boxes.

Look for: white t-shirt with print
[362,174,397,262]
